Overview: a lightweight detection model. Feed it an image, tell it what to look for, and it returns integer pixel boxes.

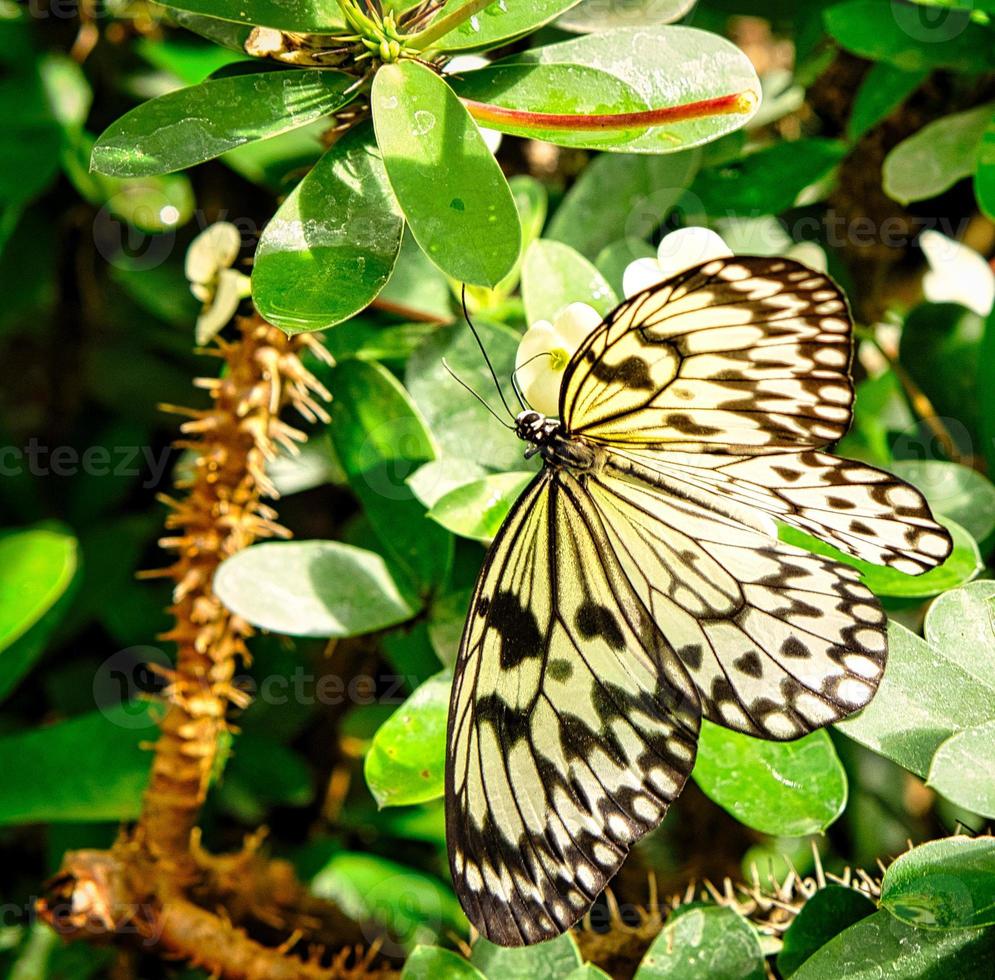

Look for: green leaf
[428,472,535,541]
[62,130,195,233]
[882,103,995,204]
[450,63,649,148]
[327,359,453,594]
[976,110,995,221]
[504,26,760,153]
[92,69,356,177]
[214,540,416,637]
[777,885,877,977]
[823,1,995,71]
[899,302,984,441]
[471,933,583,977]
[836,582,995,778]
[521,239,618,325]
[634,905,765,979]
[847,64,928,142]
[403,946,485,980]
[692,139,847,216]
[693,722,847,836]
[791,909,995,979]
[547,152,701,259]
[365,671,450,807]
[372,61,520,287]
[595,238,657,297]
[890,460,995,547]
[219,732,314,822]
[780,516,979,600]
[311,852,465,949]
[427,0,583,52]
[558,0,696,32]
[377,229,456,323]
[406,319,527,471]
[0,705,156,825]
[161,0,344,31]
[0,528,77,656]
[880,837,995,931]
[253,128,404,333]
[927,722,995,818]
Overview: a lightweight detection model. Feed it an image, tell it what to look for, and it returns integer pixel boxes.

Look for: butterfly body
[447,257,952,947]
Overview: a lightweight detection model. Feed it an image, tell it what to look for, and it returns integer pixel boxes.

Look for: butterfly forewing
[561,257,854,452]
[446,470,699,946]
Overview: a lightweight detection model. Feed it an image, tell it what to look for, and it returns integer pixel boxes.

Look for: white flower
[444,55,502,154]
[622,227,733,298]
[185,222,251,344]
[920,229,994,317]
[516,302,602,416]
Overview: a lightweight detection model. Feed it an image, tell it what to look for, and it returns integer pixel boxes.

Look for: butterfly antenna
[442,358,514,429]
[510,350,553,412]
[460,285,523,417]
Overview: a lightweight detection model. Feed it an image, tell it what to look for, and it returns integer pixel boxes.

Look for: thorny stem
[462,90,758,133]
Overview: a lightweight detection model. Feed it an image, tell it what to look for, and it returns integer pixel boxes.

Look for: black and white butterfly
[445,256,952,946]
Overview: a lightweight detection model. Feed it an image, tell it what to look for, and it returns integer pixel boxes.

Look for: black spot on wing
[591,356,656,390]
[733,651,763,678]
[490,591,543,669]
[575,602,626,650]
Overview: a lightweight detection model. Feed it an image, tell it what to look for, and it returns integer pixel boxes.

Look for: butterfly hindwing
[447,470,699,946]
[560,257,854,453]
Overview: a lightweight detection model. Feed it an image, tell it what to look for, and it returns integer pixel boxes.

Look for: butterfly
[444,256,953,946]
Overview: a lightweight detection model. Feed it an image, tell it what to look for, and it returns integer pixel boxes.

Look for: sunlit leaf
[428,471,534,542]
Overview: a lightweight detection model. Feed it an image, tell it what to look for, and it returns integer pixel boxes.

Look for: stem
[462,90,758,133]
[407,0,495,49]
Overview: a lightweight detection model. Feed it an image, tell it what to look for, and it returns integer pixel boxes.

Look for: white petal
[444,54,489,74]
[623,257,666,297]
[195,268,244,345]
[921,229,995,317]
[480,126,502,154]
[786,241,828,273]
[185,222,241,285]
[516,321,557,370]
[656,226,732,279]
[553,302,603,348]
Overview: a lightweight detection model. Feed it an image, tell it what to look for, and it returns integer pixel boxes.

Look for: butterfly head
[515,410,558,448]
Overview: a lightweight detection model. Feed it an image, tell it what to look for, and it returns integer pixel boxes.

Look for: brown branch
[38,315,398,978]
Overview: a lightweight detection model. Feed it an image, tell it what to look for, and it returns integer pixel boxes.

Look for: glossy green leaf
[883,103,995,204]
[311,851,466,949]
[372,61,520,287]
[428,471,534,541]
[558,0,696,32]
[780,516,979,600]
[504,26,760,153]
[0,705,157,825]
[880,837,995,931]
[692,139,847,216]
[136,37,248,85]
[327,359,452,594]
[427,0,583,52]
[160,0,345,31]
[847,64,928,142]
[634,905,765,979]
[824,1,995,71]
[928,721,995,818]
[547,151,701,259]
[402,946,485,980]
[521,239,618,325]
[0,528,77,656]
[214,540,416,637]
[976,110,995,221]
[891,460,995,546]
[253,128,404,333]
[791,909,995,979]
[471,933,583,977]
[450,63,649,148]
[406,319,528,471]
[694,722,847,836]
[778,885,876,977]
[377,229,456,323]
[837,582,995,778]
[408,459,488,509]
[92,69,356,177]
[365,671,450,807]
